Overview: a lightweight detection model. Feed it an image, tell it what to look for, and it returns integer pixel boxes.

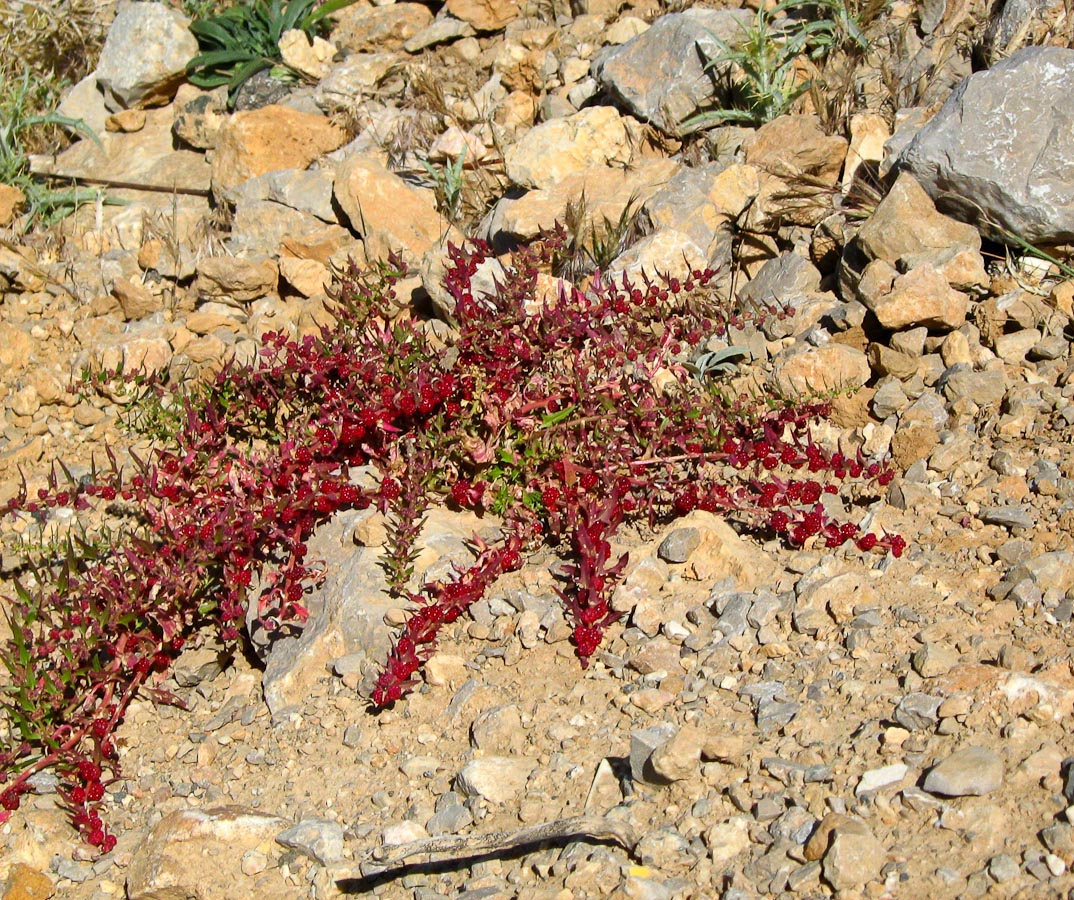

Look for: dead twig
[339,814,640,878]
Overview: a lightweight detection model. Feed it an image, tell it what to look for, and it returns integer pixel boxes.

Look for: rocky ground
[1,0,1074,898]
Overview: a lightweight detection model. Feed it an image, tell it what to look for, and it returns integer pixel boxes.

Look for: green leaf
[302,0,358,30]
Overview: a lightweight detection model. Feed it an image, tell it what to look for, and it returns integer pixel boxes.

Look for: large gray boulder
[592,9,753,138]
[894,46,1074,244]
[95,2,199,110]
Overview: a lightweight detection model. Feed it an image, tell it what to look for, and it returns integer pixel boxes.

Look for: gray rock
[426,802,473,836]
[895,47,1074,243]
[894,692,943,731]
[978,0,1064,66]
[276,817,345,865]
[592,9,754,137]
[1006,551,1074,596]
[227,168,338,224]
[979,505,1035,529]
[250,505,500,718]
[939,365,1008,406]
[923,745,1005,796]
[742,253,822,307]
[95,2,199,111]
[630,723,677,783]
[988,853,1021,883]
[657,526,701,563]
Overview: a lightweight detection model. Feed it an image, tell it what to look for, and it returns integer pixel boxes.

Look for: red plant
[0,230,903,848]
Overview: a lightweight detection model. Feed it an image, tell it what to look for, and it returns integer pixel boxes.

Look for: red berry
[78,761,101,784]
[86,781,105,802]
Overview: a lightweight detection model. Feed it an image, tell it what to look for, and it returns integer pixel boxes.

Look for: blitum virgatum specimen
[0,229,903,847]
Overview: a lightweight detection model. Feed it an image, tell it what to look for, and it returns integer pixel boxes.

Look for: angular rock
[127,806,290,900]
[770,343,871,397]
[504,106,634,190]
[866,264,969,331]
[251,506,500,718]
[332,3,433,52]
[857,172,982,264]
[744,115,849,226]
[649,724,704,782]
[0,183,26,227]
[95,2,198,110]
[195,257,278,304]
[742,253,821,308]
[592,9,754,136]
[655,511,777,589]
[278,29,335,80]
[335,156,457,265]
[705,817,752,864]
[314,53,401,111]
[607,229,707,283]
[456,756,536,803]
[821,818,884,891]
[227,167,337,224]
[923,746,1005,796]
[446,0,519,32]
[275,817,344,866]
[639,162,759,265]
[895,46,1074,243]
[211,106,347,194]
[487,157,677,243]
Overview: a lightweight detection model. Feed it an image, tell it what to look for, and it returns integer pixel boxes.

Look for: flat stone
[856,763,910,795]
[456,756,537,803]
[924,745,1005,796]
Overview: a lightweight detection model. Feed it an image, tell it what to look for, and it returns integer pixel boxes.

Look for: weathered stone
[592,9,754,136]
[639,162,759,265]
[127,806,290,900]
[607,229,707,283]
[821,818,884,891]
[95,2,198,110]
[228,167,337,225]
[251,506,500,718]
[705,817,752,864]
[456,756,536,803]
[866,264,969,331]
[212,106,347,194]
[655,511,777,589]
[488,157,676,242]
[649,724,703,782]
[335,156,457,265]
[505,106,633,190]
[798,572,879,625]
[924,746,1005,796]
[2,864,53,900]
[895,47,1074,243]
[0,183,26,227]
[195,257,278,304]
[446,0,519,31]
[770,343,871,397]
[278,29,335,80]
[744,115,849,227]
[854,172,982,266]
[314,53,401,110]
[275,817,344,866]
[112,278,164,321]
[332,3,433,52]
